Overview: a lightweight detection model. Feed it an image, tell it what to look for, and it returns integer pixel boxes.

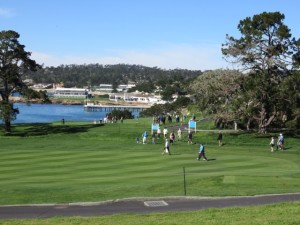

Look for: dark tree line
[25,64,201,89]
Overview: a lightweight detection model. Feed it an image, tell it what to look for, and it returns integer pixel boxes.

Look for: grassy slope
[0,119,299,205]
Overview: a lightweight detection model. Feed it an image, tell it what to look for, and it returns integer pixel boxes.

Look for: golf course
[0,118,299,224]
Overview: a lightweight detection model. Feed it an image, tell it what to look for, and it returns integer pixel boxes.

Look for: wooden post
[183,167,187,196]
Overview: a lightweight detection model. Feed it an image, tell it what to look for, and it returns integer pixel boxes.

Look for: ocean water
[11,103,139,124]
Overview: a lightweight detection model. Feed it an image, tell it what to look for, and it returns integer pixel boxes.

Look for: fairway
[0,119,299,205]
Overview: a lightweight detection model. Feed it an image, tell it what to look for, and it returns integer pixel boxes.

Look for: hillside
[25,64,202,88]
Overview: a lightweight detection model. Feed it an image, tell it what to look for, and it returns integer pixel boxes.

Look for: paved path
[1,193,300,219]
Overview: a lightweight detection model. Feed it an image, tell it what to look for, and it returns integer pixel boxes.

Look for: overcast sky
[1,0,299,70]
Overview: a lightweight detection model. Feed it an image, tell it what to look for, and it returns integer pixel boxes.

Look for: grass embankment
[0,118,299,206]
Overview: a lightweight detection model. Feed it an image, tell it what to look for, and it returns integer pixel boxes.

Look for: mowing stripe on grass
[0,121,299,205]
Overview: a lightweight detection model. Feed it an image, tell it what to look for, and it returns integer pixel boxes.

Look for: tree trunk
[258,105,276,133]
[246,119,251,130]
[1,95,12,133]
[4,120,11,133]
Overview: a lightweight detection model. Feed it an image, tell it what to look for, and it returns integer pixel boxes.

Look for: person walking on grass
[270,136,275,152]
[162,138,171,155]
[157,127,161,139]
[217,131,223,146]
[188,131,193,144]
[163,127,168,139]
[169,131,175,144]
[277,133,284,150]
[279,133,284,150]
[142,131,148,144]
[177,128,182,141]
[151,132,156,144]
[197,144,207,161]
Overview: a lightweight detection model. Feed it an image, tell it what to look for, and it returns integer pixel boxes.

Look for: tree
[189,69,243,119]
[108,109,133,120]
[222,12,300,74]
[128,81,155,93]
[222,12,300,132]
[0,30,47,133]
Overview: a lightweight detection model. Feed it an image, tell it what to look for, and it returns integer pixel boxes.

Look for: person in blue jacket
[142,131,148,144]
[197,144,208,161]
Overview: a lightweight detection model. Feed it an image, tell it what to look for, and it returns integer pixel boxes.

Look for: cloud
[0,8,15,17]
[32,44,230,70]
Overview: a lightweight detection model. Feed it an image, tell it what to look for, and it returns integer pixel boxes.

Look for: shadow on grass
[4,123,104,137]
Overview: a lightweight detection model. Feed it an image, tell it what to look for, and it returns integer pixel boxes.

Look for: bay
[11,103,140,124]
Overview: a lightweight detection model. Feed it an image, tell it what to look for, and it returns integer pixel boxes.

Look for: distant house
[32,83,52,89]
[53,87,89,98]
[109,92,166,104]
[95,83,136,93]
[118,83,136,92]
[117,84,128,92]
[95,84,114,92]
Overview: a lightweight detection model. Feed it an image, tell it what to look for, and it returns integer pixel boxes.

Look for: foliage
[159,85,177,101]
[172,96,192,108]
[127,81,156,93]
[189,69,243,127]
[221,12,300,132]
[0,102,19,124]
[140,103,166,117]
[222,11,300,74]
[230,71,300,130]
[158,76,191,101]
[107,109,134,119]
[0,30,49,133]
[26,64,201,88]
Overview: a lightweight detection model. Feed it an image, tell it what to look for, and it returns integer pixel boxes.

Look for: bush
[107,109,133,119]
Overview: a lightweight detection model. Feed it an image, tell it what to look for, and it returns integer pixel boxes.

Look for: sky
[1,0,299,71]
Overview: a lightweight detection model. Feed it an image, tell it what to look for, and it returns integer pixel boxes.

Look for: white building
[95,84,136,93]
[109,93,166,104]
[53,88,88,98]
[96,84,114,92]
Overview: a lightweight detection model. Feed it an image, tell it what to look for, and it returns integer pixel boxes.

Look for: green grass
[1,201,300,225]
[0,118,299,205]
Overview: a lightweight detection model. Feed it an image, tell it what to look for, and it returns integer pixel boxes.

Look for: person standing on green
[217,131,223,146]
[270,136,275,152]
[197,144,208,161]
[188,131,193,144]
[177,128,182,141]
[162,138,171,155]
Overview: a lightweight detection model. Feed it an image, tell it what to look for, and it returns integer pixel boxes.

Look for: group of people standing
[139,125,286,161]
[161,128,209,160]
[153,113,186,126]
[269,133,285,152]
[154,125,211,160]
[162,127,177,155]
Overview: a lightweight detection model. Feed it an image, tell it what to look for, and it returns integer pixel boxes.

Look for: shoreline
[10,96,83,105]
[10,96,153,107]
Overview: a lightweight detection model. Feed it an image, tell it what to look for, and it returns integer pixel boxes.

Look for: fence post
[183,166,187,196]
